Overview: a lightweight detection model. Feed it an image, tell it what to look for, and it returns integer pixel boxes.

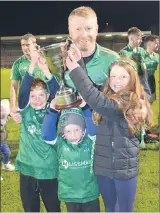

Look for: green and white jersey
[10,55,46,83]
[64,44,119,90]
[143,51,159,76]
[57,136,99,203]
[119,44,146,75]
[15,105,58,179]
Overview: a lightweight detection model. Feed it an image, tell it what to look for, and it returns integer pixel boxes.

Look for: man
[143,35,159,103]
[64,6,119,89]
[154,36,160,54]
[10,33,46,112]
[119,27,151,96]
[63,7,119,211]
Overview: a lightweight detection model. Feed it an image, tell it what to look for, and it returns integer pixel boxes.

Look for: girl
[65,47,153,212]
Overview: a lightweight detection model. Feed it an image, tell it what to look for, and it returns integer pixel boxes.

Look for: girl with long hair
[65,46,153,212]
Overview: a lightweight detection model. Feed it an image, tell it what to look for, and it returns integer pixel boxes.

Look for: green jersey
[15,105,58,179]
[57,136,99,203]
[143,51,159,76]
[11,55,46,83]
[119,44,146,75]
[64,44,119,90]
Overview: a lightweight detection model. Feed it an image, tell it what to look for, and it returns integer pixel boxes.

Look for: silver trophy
[41,38,82,110]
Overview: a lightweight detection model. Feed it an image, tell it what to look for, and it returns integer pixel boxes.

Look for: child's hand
[11,112,22,124]
[30,49,40,66]
[50,98,58,111]
[78,96,86,108]
[66,49,80,71]
[69,44,82,62]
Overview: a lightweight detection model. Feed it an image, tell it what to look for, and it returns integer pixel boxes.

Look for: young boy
[13,60,60,211]
[42,100,100,212]
[0,99,15,172]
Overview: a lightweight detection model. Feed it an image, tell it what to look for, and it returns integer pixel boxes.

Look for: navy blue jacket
[70,66,140,180]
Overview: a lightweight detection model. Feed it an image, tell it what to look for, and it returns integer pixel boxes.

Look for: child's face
[63,124,83,144]
[29,89,49,110]
[109,65,130,93]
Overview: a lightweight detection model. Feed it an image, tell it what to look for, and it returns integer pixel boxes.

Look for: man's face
[21,37,36,58]
[29,89,49,110]
[147,40,156,52]
[130,34,142,47]
[155,38,160,52]
[69,15,98,54]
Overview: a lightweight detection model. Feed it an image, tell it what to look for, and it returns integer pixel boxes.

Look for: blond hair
[128,27,142,37]
[68,6,97,24]
[20,33,36,42]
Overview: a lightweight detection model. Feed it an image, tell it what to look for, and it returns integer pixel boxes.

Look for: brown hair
[20,33,36,42]
[68,6,97,24]
[30,78,47,91]
[143,35,157,48]
[93,57,153,134]
[128,27,142,37]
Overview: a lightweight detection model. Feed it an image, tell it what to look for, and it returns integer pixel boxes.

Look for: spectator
[10,33,46,113]
[143,35,159,103]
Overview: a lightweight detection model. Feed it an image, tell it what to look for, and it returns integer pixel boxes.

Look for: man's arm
[10,80,19,111]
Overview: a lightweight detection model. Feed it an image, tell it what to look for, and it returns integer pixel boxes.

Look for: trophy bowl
[41,38,82,110]
[41,42,66,80]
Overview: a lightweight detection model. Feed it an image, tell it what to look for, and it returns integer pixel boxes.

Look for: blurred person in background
[119,27,151,97]
[143,35,159,104]
[0,99,15,174]
[10,33,46,114]
[154,36,160,53]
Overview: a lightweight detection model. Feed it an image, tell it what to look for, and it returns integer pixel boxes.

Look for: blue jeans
[0,141,11,164]
[97,175,137,212]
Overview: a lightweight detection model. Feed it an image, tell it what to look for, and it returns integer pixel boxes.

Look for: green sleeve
[119,50,127,57]
[56,137,64,158]
[155,54,160,64]
[10,60,21,80]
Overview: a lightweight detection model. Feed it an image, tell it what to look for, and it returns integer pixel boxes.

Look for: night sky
[1,1,159,37]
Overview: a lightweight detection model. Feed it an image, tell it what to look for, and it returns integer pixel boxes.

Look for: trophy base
[55,99,82,110]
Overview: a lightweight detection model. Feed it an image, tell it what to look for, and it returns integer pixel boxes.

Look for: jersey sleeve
[10,60,21,80]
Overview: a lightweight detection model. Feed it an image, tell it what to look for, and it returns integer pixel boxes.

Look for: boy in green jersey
[12,55,60,212]
[42,99,100,212]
